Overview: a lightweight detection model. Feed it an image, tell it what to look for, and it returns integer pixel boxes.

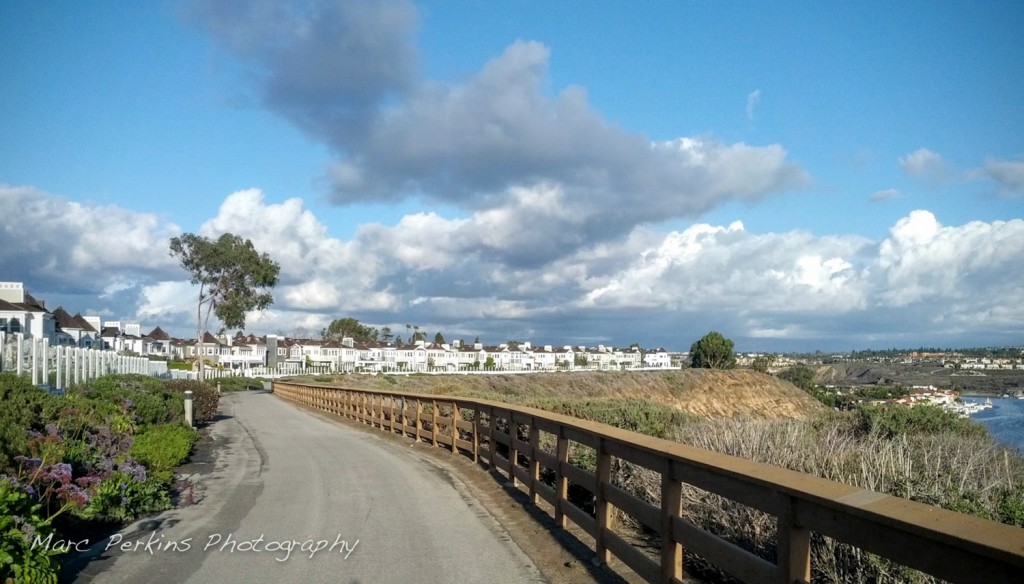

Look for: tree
[434,332,445,344]
[380,326,394,344]
[321,317,377,342]
[751,354,776,373]
[169,233,280,381]
[689,331,736,369]
[778,364,815,390]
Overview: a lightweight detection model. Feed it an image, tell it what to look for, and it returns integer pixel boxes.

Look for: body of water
[963,397,1024,451]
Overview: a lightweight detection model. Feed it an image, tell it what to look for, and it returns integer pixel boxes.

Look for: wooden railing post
[487,407,499,476]
[777,495,811,584]
[431,400,438,447]
[450,402,460,454]
[389,395,396,433]
[399,396,407,437]
[415,399,423,442]
[661,462,683,584]
[554,428,569,528]
[471,406,480,463]
[594,437,613,566]
[529,420,540,504]
[510,415,520,487]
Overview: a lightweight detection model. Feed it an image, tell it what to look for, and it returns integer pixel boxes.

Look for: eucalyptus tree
[170,233,280,381]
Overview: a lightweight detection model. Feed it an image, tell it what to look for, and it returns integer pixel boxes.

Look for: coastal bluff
[304,369,827,420]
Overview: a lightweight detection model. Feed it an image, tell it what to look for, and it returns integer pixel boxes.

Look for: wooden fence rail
[272,382,1024,584]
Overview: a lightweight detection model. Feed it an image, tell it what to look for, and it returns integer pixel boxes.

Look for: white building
[0,282,56,342]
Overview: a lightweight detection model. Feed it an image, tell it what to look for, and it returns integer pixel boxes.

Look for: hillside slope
[312,369,826,420]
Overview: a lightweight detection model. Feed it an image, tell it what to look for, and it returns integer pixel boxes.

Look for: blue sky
[2,0,1022,352]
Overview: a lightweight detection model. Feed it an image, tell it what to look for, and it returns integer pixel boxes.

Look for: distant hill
[313,369,827,420]
[811,362,1024,394]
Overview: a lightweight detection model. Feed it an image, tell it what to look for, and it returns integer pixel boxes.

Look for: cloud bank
[5,185,1021,349]
[188,1,809,267]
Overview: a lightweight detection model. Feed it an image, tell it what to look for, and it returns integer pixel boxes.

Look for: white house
[0,282,56,343]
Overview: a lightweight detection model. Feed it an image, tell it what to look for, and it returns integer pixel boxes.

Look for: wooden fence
[272,382,1024,584]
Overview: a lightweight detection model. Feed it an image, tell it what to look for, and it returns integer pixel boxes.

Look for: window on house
[9,318,21,333]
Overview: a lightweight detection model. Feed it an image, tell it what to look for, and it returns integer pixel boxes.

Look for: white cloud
[137,281,198,320]
[869,188,899,202]
[899,148,950,184]
[746,89,761,121]
[199,189,359,277]
[0,184,180,286]
[876,210,1024,308]
[579,221,869,314]
[7,184,1023,348]
[980,157,1024,196]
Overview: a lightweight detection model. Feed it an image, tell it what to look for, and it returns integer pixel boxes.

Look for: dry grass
[611,415,1024,583]
[302,369,827,420]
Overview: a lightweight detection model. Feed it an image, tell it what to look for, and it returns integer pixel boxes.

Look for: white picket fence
[167,365,305,381]
[0,332,166,391]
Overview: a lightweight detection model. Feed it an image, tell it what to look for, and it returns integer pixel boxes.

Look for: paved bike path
[67,390,544,584]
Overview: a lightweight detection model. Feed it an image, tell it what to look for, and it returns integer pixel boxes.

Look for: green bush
[164,380,219,424]
[216,376,265,392]
[66,374,185,429]
[129,424,198,484]
[0,482,61,584]
[855,404,985,439]
[528,397,691,439]
[0,373,58,471]
[81,471,170,523]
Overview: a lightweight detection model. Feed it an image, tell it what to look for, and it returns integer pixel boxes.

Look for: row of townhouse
[175,333,674,374]
[956,357,1024,371]
[294,338,673,373]
[3,283,673,374]
[0,282,179,357]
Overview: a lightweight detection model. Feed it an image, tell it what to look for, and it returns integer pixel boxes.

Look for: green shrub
[996,487,1024,526]
[66,374,185,429]
[129,424,198,484]
[81,471,170,523]
[529,397,691,439]
[216,377,265,392]
[0,482,62,584]
[855,404,985,439]
[164,380,219,424]
[0,373,58,470]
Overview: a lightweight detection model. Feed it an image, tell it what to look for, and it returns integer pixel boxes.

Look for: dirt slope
[312,369,826,420]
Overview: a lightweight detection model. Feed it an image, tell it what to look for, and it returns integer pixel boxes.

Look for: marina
[962,396,1024,451]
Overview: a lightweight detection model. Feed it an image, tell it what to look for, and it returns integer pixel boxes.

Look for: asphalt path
[66,390,545,584]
